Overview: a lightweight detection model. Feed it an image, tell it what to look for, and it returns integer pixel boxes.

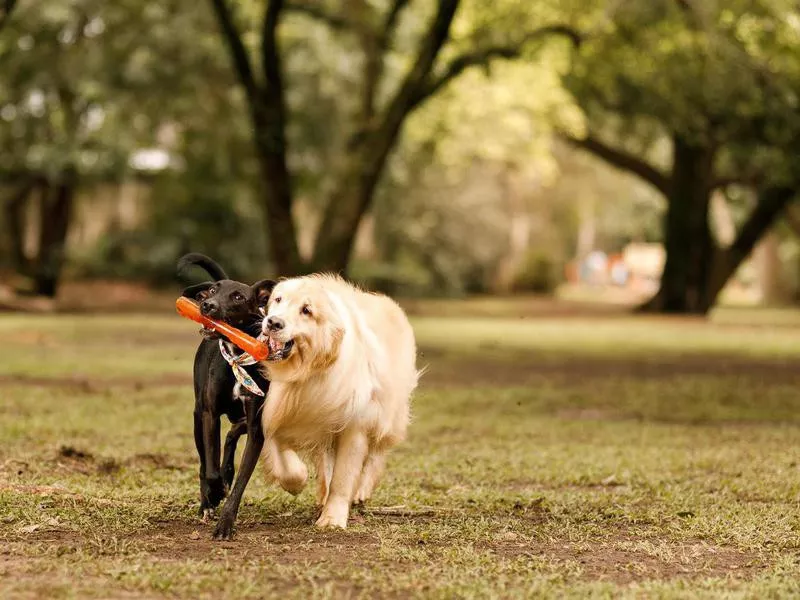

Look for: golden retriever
[259,274,418,528]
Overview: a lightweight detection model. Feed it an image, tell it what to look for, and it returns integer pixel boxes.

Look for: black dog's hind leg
[214,396,265,540]
[221,419,247,490]
[194,408,225,519]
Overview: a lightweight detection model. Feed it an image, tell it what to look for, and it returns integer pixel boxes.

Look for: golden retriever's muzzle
[266,337,294,361]
[262,316,295,361]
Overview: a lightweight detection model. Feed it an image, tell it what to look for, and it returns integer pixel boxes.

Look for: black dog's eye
[209,287,217,295]
[231,292,244,302]
[274,297,282,304]
[301,305,312,317]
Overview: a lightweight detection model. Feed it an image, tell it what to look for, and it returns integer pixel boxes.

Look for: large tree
[0,0,234,296]
[208,0,581,275]
[563,0,800,313]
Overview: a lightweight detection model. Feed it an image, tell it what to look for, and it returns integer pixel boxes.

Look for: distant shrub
[511,250,561,294]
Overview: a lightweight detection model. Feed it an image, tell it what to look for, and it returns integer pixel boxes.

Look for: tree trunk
[3,180,36,274]
[568,131,796,315]
[641,137,716,314]
[255,151,304,275]
[310,0,460,274]
[706,185,796,304]
[32,177,75,298]
[310,139,392,273]
[754,232,786,305]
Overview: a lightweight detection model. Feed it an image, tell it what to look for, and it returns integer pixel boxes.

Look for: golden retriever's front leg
[267,439,308,495]
[316,428,367,529]
[315,447,334,507]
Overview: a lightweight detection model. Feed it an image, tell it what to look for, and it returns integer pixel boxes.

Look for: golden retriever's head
[260,277,344,382]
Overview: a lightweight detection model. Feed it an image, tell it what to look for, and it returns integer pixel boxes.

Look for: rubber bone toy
[175,296,269,361]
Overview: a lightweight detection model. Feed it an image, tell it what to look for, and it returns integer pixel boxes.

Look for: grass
[1,300,800,598]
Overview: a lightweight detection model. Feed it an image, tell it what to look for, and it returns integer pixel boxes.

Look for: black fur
[178,253,275,539]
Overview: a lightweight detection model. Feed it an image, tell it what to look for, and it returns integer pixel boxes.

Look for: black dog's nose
[267,316,285,332]
[201,301,219,316]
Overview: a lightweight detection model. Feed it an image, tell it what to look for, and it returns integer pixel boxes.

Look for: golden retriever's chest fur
[263,377,361,450]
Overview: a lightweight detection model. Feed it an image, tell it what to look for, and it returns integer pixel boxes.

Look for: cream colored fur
[260,274,418,528]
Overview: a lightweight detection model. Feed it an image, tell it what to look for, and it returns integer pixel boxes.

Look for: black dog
[178,253,275,539]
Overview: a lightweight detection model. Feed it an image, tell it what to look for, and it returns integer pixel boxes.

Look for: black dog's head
[182,279,276,334]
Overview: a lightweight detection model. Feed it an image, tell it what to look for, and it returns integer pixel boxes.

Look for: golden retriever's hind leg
[353,452,385,505]
[315,447,334,507]
[316,429,368,529]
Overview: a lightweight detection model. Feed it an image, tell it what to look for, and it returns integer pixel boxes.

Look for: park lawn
[1,304,799,599]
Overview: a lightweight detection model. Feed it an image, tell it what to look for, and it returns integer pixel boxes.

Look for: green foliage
[566,0,800,178]
[74,177,267,285]
[4,0,796,299]
[0,0,222,180]
[511,248,561,294]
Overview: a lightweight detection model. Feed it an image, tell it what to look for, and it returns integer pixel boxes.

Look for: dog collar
[218,340,264,397]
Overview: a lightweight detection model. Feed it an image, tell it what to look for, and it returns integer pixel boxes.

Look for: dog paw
[213,517,235,540]
[200,508,215,523]
[278,463,308,496]
[315,500,349,529]
[315,512,348,529]
[280,475,307,496]
[352,487,371,505]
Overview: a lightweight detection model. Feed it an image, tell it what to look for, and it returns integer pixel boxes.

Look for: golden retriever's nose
[267,316,285,332]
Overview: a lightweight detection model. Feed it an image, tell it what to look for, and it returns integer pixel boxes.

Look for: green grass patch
[1,305,799,598]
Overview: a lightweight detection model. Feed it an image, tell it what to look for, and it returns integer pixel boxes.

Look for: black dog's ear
[251,279,277,306]
[182,282,213,301]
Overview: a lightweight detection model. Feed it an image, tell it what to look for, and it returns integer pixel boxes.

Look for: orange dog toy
[175,297,270,361]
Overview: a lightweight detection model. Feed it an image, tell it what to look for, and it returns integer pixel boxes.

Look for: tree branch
[261,0,285,97]
[563,132,671,195]
[285,1,368,34]
[728,187,796,260]
[712,170,762,190]
[362,0,413,119]
[209,0,261,104]
[710,186,797,296]
[370,0,461,160]
[411,25,582,109]
[383,0,411,37]
[311,0,462,270]
[0,0,17,32]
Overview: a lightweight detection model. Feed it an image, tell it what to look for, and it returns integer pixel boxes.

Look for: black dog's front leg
[221,419,247,490]
[195,409,225,518]
[214,396,265,539]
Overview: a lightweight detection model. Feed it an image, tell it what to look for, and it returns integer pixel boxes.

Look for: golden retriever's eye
[301,305,312,317]
[274,297,282,304]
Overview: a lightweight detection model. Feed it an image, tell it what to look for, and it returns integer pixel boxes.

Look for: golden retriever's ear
[311,324,344,372]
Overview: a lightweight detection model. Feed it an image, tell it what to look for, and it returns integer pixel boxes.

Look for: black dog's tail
[177,253,229,281]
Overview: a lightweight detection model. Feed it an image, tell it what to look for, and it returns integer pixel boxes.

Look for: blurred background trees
[564,0,800,313]
[0,0,798,313]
